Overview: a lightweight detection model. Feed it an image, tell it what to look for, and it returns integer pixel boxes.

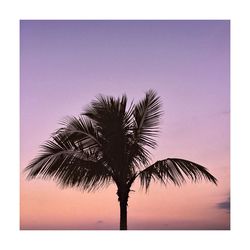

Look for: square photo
[20,20,230,230]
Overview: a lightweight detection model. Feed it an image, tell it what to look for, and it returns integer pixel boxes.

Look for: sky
[20,20,230,230]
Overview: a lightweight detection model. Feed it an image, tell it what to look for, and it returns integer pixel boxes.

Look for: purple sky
[20,20,230,230]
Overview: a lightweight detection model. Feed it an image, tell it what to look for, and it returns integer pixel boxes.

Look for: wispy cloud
[220,110,230,116]
[217,195,230,213]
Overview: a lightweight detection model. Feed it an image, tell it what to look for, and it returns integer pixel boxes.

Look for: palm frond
[127,140,151,168]
[82,94,135,173]
[139,158,218,190]
[83,94,132,132]
[57,116,101,149]
[24,133,112,192]
[133,89,162,149]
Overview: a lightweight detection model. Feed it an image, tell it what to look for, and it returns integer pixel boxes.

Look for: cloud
[217,195,230,212]
[220,110,230,115]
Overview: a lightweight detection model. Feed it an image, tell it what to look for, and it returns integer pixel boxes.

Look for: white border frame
[1,0,250,249]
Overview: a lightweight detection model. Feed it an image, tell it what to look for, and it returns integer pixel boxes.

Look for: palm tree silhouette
[25,90,217,230]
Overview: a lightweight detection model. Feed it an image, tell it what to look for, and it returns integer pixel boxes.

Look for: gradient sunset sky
[20,20,230,230]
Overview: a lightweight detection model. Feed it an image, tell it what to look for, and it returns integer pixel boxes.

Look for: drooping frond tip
[139,158,217,190]
[24,133,113,192]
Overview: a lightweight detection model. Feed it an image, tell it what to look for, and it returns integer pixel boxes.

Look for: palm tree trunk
[117,186,129,230]
[119,199,128,230]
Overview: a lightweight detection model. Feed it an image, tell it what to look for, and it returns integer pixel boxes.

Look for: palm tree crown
[25,90,217,230]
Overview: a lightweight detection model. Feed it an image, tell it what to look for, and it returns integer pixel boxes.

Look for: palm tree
[25,90,217,230]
